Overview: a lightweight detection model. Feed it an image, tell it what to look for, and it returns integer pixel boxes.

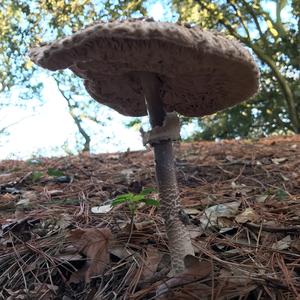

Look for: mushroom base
[153,140,194,273]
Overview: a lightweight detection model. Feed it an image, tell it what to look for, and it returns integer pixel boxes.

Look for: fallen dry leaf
[199,201,241,228]
[91,204,113,214]
[256,194,268,203]
[271,157,288,164]
[0,193,16,210]
[68,227,111,283]
[141,246,163,281]
[20,190,38,202]
[188,225,204,239]
[291,239,300,252]
[235,207,258,224]
[156,283,211,300]
[156,255,212,299]
[271,235,292,251]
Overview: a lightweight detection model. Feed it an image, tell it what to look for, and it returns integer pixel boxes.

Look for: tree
[0,0,99,152]
[1,0,299,144]
[173,0,300,137]
[53,75,92,153]
[110,0,300,139]
[0,0,147,93]
[0,0,146,152]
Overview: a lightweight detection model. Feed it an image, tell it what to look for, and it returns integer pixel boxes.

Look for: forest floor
[0,135,300,300]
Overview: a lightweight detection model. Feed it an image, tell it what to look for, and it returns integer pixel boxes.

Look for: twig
[244,222,300,233]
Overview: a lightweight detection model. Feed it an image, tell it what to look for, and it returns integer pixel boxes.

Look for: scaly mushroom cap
[29,19,259,117]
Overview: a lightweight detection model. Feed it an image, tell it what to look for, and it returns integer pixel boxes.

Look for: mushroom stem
[139,73,166,127]
[140,72,194,273]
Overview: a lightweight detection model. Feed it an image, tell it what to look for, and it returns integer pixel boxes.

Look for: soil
[0,135,299,299]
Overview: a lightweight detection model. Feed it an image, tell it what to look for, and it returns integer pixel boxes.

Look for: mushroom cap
[30,19,259,117]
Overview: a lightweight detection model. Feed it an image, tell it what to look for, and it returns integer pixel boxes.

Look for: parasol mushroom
[29,19,259,273]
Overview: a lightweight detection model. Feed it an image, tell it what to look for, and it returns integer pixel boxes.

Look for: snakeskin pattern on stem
[154,141,194,272]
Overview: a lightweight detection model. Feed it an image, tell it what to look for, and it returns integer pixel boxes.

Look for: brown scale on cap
[29,19,259,117]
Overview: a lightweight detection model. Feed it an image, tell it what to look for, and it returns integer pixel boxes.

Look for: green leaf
[115,193,134,200]
[111,198,127,206]
[47,168,65,177]
[31,171,44,182]
[132,194,147,202]
[142,198,160,206]
[111,193,134,206]
[125,118,141,128]
[275,188,289,200]
[140,188,155,196]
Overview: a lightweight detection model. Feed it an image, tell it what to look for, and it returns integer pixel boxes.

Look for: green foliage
[125,118,142,128]
[47,168,65,177]
[102,0,300,139]
[0,0,146,94]
[1,0,299,143]
[112,188,159,214]
[172,0,300,137]
[0,0,146,150]
[30,171,44,182]
[0,0,96,94]
[274,188,289,200]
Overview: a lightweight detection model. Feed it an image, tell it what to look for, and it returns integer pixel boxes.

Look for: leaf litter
[68,228,111,283]
[0,135,299,299]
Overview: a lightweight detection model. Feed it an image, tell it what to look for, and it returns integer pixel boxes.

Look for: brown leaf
[291,239,300,252]
[156,283,211,300]
[0,193,16,210]
[199,201,241,228]
[156,255,212,298]
[235,208,258,224]
[68,227,111,283]
[271,235,291,250]
[183,255,212,279]
[141,246,163,281]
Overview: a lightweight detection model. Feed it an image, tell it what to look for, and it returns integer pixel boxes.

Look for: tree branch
[259,5,287,38]
[53,77,91,153]
[250,45,300,132]
[217,18,300,133]
[0,114,34,135]
[228,1,251,41]
[239,0,269,49]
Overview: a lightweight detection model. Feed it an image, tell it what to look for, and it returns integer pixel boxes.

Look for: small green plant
[112,188,159,210]
[30,171,44,182]
[267,187,289,200]
[274,188,289,200]
[111,188,159,245]
[47,168,65,177]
